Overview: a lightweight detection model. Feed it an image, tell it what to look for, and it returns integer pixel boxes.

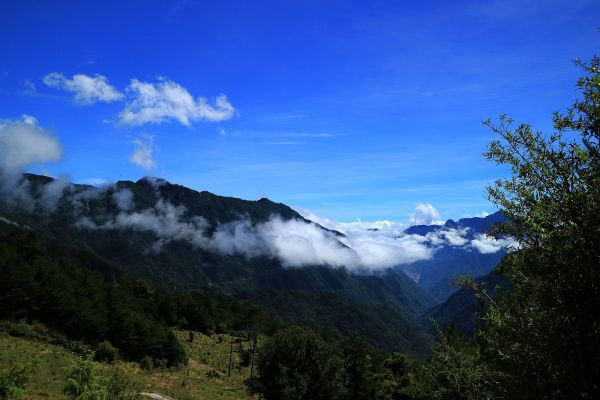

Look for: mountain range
[0,173,510,359]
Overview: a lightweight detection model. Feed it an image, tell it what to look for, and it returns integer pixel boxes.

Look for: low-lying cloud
[74,199,515,272]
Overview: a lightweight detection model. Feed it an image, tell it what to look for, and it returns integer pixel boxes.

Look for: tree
[479,56,600,399]
[417,56,600,399]
[245,326,346,400]
[339,334,377,400]
[376,352,416,400]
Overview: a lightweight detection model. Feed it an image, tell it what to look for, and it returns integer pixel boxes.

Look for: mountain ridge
[1,172,437,357]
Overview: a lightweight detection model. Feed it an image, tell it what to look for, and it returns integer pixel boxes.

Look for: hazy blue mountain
[400,212,507,302]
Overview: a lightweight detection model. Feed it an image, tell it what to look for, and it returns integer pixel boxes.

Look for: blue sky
[1,0,598,222]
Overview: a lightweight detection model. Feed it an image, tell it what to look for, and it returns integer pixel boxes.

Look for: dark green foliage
[0,229,281,367]
[339,335,377,400]
[247,327,421,400]
[422,272,508,337]
[0,361,37,400]
[105,367,140,400]
[375,353,415,400]
[63,358,107,400]
[242,289,430,359]
[94,341,119,363]
[410,326,497,400]
[0,229,185,366]
[139,356,153,371]
[0,170,436,359]
[246,326,346,400]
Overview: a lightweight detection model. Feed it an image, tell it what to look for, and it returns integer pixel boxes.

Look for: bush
[63,358,107,400]
[205,369,220,379]
[139,356,153,371]
[105,367,140,400]
[0,361,38,400]
[95,341,119,363]
[240,348,253,367]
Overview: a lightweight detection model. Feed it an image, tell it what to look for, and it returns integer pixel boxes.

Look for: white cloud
[39,175,71,210]
[295,208,435,269]
[75,196,514,270]
[119,78,235,126]
[21,80,37,96]
[112,188,134,211]
[409,203,442,225]
[76,197,433,271]
[43,73,123,104]
[470,233,518,254]
[0,115,62,172]
[129,134,156,170]
[438,227,470,246]
[297,207,516,263]
[0,115,64,208]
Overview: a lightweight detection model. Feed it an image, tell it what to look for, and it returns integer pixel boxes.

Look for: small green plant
[0,360,38,400]
[63,357,108,400]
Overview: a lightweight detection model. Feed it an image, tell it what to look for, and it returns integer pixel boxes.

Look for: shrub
[139,356,153,371]
[63,358,107,400]
[95,341,119,363]
[105,367,140,400]
[0,361,38,400]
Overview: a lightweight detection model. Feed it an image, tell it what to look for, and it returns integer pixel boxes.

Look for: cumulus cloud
[43,73,123,104]
[409,203,442,225]
[119,78,235,126]
[0,115,64,209]
[0,115,63,173]
[129,135,156,170]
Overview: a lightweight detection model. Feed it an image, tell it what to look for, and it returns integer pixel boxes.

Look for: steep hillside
[422,272,509,336]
